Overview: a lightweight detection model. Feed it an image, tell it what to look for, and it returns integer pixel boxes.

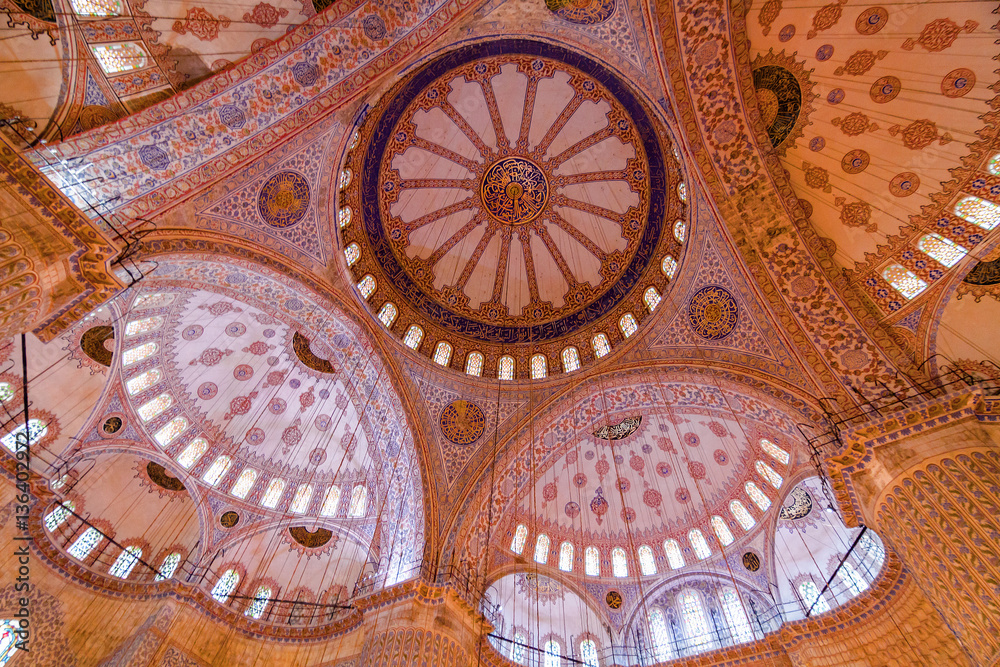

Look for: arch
[377,302,397,328]
[644,286,661,311]
[882,264,927,299]
[320,485,341,516]
[231,469,258,499]
[511,524,528,554]
[558,541,574,572]
[262,479,286,508]
[211,569,241,602]
[638,544,656,575]
[561,346,580,372]
[402,325,423,349]
[433,341,452,366]
[498,355,515,380]
[534,534,550,564]
[344,242,360,266]
[918,233,966,267]
[611,546,628,577]
[202,456,232,486]
[465,351,484,376]
[530,354,547,379]
[357,275,376,299]
[591,333,611,358]
[348,485,368,516]
[618,313,638,337]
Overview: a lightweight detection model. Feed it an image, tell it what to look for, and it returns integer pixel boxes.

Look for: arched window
[338,206,352,228]
[231,469,258,499]
[340,168,353,189]
[618,313,638,338]
[755,461,783,489]
[580,638,599,667]
[68,527,103,560]
[585,546,600,576]
[377,302,397,328]
[465,351,484,376]
[592,333,611,358]
[730,500,755,530]
[2,418,47,452]
[839,560,868,596]
[673,219,686,244]
[679,590,710,645]
[543,640,561,667]
[859,531,885,570]
[559,542,574,571]
[109,545,142,579]
[321,486,341,516]
[125,316,162,336]
[661,255,678,279]
[202,456,232,486]
[433,341,452,366]
[155,552,181,581]
[511,630,527,663]
[211,569,240,602]
[262,479,285,508]
[882,264,927,299]
[561,346,580,372]
[955,195,1000,230]
[530,354,547,379]
[246,585,272,619]
[357,275,376,299]
[720,587,753,644]
[290,484,313,513]
[348,484,368,516]
[123,342,157,366]
[126,368,162,395]
[44,501,74,532]
[177,437,208,469]
[745,481,771,511]
[918,233,967,267]
[92,43,147,74]
[402,325,424,350]
[133,293,174,310]
[759,438,790,465]
[498,355,515,380]
[511,524,528,554]
[154,416,188,446]
[638,544,656,575]
[677,182,687,202]
[137,393,173,421]
[534,534,550,564]
[344,242,361,266]
[0,382,12,402]
[70,0,120,14]
[350,130,360,150]
[798,580,829,614]
[712,516,734,546]
[611,547,628,577]
[649,607,673,661]
[688,529,711,560]
[644,287,661,312]
[664,539,685,569]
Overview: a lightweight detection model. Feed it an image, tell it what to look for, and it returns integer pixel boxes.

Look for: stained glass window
[357,275,376,299]
[712,516,734,546]
[92,43,147,74]
[177,437,208,469]
[290,484,313,513]
[340,168,352,189]
[649,608,673,661]
[638,544,656,575]
[138,393,173,422]
[839,560,868,597]
[154,417,188,446]
[125,316,162,336]
[689,529,711,560]
[644,287,661,312]
[433,341,452,366]
[882,264,928,299]
[377,302,397,328]
[859,531,885,569]
[0,620,18,665]
[2,419,47,452]
[133,293,174,310]
[580,638,599,667]
[68,527,102,560]
[511,631,527,663]
[203,456,232,486]
[154,552,181,581]
[612,546,628,577]
[402,325,424,350]
[70,0,121,16]
[798,580,829,614]
[123,342,157,366]
[619,313,638,338]
[126,368,162,395]
[231,469,258,499]
[720,587,753,644]
[212,569,240,602]
[918,233,967,268]
[745,481,771,511]
[321,486,341,516]
[989,153,1000,176]
[246,585,272,619]
[585,546,600,576]
[533,534,550,564]
[592,333,611,358]
[262,478,285,508]
[678,182,687,202]
[511,524,528,554]
[344,243,361,266]
[673,219,686,244]
[561,346,580,372]
[350,130,360,150]
[498,355,515,381]
[730,500,755,530]
[543,640,560,667]
[679,590,710,643]
[759,438,790,465]
[338,206,352,228]
[558,541,574,571]
[348,484,367,516]
[109,545,142,578]
[44,501,75,532]
[530,354,547,379]
[0,383,12,403]
[664,539,685,569]
[661,255,678,279]
[466,351,484,376]
[755,461,783,489]
[955,195,1000,230]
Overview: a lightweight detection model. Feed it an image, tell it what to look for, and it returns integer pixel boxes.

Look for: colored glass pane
[154,552,181,581]
[68,527,102,560]
[511,631,526,663]
[678,182,687,202]
[177,437,208,468]
[211,569,240,602]
[498,356,514,380]
[799,580,829,614]
[465,352,484,376]
[730,500,755,530]
[638,544,656,575]
[759,438,790,465]
[126,368,162,395]
[755,460,784,489]
[543,640,560,667]
[649,608,673,661]
[125,316,162,336]
[580,638,599,667]
[402,325,423,350]
[661,255,677,279]
[92,43,146,74]
[592,333,611,358]
[109,546,142,578]
[644,287,661,312]
[2,419,47,452]
[0,383,12,403]
[612,547,628,577]
[339,168,352,189]
[619,313,638,338]
[989,153,1000,176]
[262,479,285,508]
[882,264,928,299]
[433,342,452,366]
[133,293,174,309]
[246,585,272,619]
[918,233,967,268]
[70,0,120,15]
[530,354,547,379]
[344,243,360,266]
[0,620,18,665]
[321,486,341,516]
[348,485,367,516]
[859,531,885,568]
[558,541,574,571]
[955,195,1000,230]
[745,481,771,511]
[679,590,710,642]
[154,417,188,446]
[839,560,868,596]
[664,539,685,569]
[674,219,686,244]
[357,275,376,299]
[138,393,173,422]
[689,529,711,559]
[203,456,232,486]
[231,469,258,499]
[721,587,753,643]
[338,206,352,228]
[290,484,313,513]
[585,546,600,576]
[511,524,527,554]
[712,515,734,546]
[123,342,157,366]
[561,346,580,372]
[534,534,550,564]
[377,302,397,328]
[44,501,74,532]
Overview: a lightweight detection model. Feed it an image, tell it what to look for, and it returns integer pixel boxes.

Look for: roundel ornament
[688,285,739,340]
[439,400,486,445]
[257,171,310,228]
[606,590,623,609]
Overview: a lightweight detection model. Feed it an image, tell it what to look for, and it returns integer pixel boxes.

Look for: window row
[646,587,755,661]
[505,635,600,667]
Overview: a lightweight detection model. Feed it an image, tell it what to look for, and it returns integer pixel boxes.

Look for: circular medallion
[481,157,549,225]
[102,416,123,434]
[889,172,919,197]
[855,7,888,35]
[257,171,310,228]
[220,511,240,528]
[778,24,795,42]
[841,149,870,174]
[752,65,803,148]
[779,486,813,520]
[688,286,739,340]
[808,137,825,152]
[742,551,761,572]
[546,0,616,24]
[815,45,834,61]
[606,590,623,609]
[869,76,901,103]
[942,68,975,98]
[827,88,845,105]
[439,400,486,445]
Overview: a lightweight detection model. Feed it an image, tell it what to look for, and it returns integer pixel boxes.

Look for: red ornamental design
[655,436,676,453]
[543,482,558,501]
[595,459,610,476]
[564,501,580,518]
[245,341,270,355]
[688,461,707,479]
[621,507,636,523]
[194,348,226,366]
[807,0,846,39]
[242,2,288,29]
[889,120,952,150]
[708,421,727,438]
[675,488,691,503]
[265,370,286,386]
[902,18,978,52]
[281,424,302,448]
[573,473,588,487]
[683,432,700,447]
[245,427,265,444]
[206,301,235,316]
[233,364,254,381]
[630,454,645,474]
[656,462,671,477]
[643,488,662,508]
[714,449,729,465]
[299,388,315,411]
[565,450,578,464]
[590,492,609,524]
[225,391,258,419]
